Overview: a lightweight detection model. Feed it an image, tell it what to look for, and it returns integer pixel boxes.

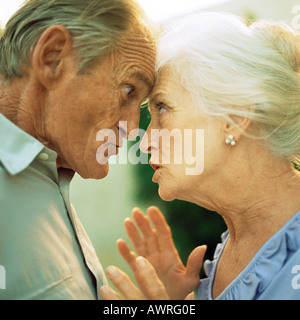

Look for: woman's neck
[221,165,300,246]
[187,141,300,247]
[211,157,300,299]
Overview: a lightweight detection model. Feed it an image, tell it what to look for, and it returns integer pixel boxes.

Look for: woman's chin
[158,185,176,202]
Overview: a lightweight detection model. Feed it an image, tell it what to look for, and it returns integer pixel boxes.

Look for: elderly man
[0,0,155,299]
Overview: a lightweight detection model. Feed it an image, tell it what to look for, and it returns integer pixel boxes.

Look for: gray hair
[157,12,300,168]
[0,0,148,79]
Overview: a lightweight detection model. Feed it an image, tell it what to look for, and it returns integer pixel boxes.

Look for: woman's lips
[150,161,162,182]
[150,162,161,171]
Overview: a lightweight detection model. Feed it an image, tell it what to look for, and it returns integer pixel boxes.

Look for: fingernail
[136,256,147,269]
[106,266,118,277]
[100,285,110,295]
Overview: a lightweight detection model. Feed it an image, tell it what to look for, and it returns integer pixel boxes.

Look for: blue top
[198,210,300,300]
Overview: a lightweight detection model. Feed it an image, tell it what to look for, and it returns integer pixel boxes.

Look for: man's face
[44,32,156,179]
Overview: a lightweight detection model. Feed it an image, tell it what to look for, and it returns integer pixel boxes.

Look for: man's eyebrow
[128,71,154,94]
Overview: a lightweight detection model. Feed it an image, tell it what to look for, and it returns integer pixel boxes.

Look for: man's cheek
[96,130,118,165]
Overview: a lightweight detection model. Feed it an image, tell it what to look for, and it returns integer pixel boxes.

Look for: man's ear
[31,25,73,88]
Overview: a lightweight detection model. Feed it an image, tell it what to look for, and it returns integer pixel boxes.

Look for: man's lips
[116,139,123,149]
[104,143,120,156]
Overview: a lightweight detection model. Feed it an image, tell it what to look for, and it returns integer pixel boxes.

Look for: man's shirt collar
[0,113,51,175]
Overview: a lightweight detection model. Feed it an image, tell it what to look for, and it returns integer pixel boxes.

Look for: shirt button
[39,152,49,161]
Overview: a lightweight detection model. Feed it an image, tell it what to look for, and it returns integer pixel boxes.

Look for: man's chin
[77,163,109,180]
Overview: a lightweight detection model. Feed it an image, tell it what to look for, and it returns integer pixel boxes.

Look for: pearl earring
[225,135,237,146]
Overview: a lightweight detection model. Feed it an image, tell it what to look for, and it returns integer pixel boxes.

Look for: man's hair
[0,0,147,80]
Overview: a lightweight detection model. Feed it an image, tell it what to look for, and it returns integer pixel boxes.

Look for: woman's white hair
[157,12,300,168]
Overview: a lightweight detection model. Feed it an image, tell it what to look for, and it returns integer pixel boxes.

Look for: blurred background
[1,0,299,291]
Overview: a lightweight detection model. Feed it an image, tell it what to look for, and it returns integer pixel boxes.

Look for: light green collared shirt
[0,114,107,299]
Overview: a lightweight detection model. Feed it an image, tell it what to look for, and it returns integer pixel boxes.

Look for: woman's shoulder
[198,210,300,300]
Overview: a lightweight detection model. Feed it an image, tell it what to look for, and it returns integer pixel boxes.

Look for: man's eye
[124,86,134,96]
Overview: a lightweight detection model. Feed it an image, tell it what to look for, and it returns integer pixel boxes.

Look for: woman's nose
[140,128,151,154]
[140,123,160,154]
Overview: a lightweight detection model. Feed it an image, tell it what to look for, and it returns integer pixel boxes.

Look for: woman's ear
[31,25,73,88]
[224,114,253,144]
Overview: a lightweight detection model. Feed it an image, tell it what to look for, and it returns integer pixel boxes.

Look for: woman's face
[140,67,226,202]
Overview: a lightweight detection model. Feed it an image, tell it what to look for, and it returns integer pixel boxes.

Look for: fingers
[116,239,162,295]
[125,207,160,256]
[147,206,176,252]
[104,266,144,300]
[101,258,170,300]
[135,257,169,300]
[125,206,176,255]
[100,285,123,300]
[185,245,207,289]
[116,239,138,272]
[124,216,147,256]
[132,208,160,253]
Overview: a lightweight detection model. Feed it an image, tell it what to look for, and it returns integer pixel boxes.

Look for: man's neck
[0,77,22,124]
[0,76,48,145]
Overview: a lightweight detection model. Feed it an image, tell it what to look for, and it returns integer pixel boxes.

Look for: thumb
[186,245,207,280]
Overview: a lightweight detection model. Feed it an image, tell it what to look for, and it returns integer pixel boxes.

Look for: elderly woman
[100,12,300,300]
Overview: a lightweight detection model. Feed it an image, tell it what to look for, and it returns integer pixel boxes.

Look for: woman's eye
[156,104,167,115]
[124,86,134,96]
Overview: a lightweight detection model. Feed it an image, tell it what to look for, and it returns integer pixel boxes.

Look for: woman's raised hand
[101,206,206,300]
[100,256,170,300]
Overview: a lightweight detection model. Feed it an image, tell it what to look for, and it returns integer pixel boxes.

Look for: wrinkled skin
[0,25,156,179]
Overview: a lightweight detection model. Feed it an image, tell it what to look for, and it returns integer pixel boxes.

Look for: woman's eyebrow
[149,92,168,105]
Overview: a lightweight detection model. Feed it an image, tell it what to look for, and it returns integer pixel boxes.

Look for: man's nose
[121,106,140,140]
[117,121,128,140]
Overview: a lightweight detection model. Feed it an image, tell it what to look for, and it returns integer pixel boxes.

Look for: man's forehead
[114,32,156,85]
[126,70,154,92]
